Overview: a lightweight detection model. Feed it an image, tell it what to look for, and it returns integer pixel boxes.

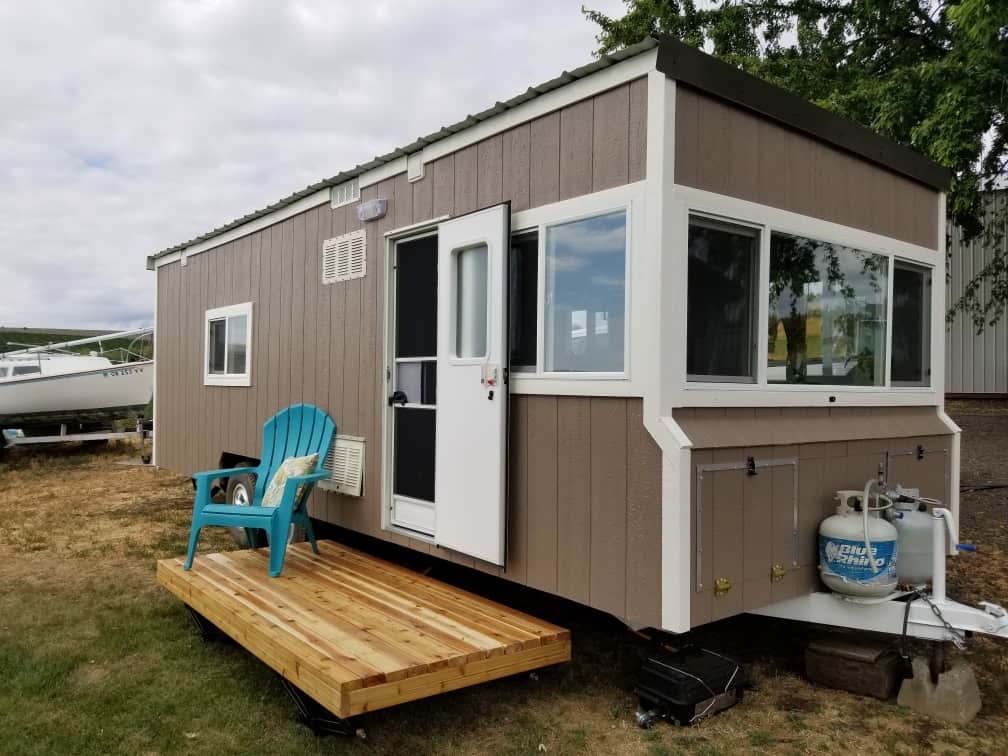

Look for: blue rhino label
[819,536,897,583]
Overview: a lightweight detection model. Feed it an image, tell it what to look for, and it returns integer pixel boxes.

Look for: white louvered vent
[330,177,360,208]
[320,435,365,497]
[321,229,367,284]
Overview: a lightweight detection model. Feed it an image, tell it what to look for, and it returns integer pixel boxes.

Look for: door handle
[388,390,408,407]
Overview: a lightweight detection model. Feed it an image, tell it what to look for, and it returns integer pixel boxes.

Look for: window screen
[544,210,626,372]
[892,262,930,385]
[686,217,759,381]
[395,235,438,358]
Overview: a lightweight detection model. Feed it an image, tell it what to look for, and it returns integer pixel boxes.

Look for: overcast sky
[0,0,625,330]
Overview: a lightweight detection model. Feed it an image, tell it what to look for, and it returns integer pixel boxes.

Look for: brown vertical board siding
[555,397,591,604]
[411,170,434,224]
[524,396,558,594]
[507,395,529,583]
[501,124,531,212]
[588,398,628,620]
[625,400,662,627]
[476,135,503,210]
[529,112,560,208]
[742,465,773,611]
[592,84,630,192]
[559,99,594,201]
[301,208,320,410]
[674,86,940,249]
[291,214,308,406]
[277,220,296,413]
[393,173,412,230]
[710,468,745,621]
[453,145,477,215]
[628,77,648,182]
[431,155,455,218]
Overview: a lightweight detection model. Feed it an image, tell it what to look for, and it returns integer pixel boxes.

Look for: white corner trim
[203,301,253,387]
[151,264,159,467]
[154,188,331,269]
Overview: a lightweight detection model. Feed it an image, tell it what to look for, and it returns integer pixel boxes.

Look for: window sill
[204,374,251,387]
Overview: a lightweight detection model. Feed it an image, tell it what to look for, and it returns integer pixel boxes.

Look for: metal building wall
[946,191,1008,395]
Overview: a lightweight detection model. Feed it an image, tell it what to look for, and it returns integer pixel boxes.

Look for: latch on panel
[771,564,787,582]
[713,577,732,597]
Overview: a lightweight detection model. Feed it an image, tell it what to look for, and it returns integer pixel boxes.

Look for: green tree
[584,0,1008,327]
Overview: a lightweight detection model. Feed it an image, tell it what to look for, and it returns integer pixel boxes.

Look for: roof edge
[655,36,951,191]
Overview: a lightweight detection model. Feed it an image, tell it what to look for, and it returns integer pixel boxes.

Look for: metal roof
[147,38,660,266]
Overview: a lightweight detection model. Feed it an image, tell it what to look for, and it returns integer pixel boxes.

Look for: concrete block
[897,657,981,724]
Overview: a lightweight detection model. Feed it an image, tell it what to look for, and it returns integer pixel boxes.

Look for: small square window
[204,302,253,386]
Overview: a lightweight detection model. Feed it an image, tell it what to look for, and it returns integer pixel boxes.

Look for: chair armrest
[192,466,258,482]
[278,471,329,511]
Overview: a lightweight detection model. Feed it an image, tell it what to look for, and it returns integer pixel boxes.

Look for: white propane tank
[818,489,898,597]
[892,498,935,585]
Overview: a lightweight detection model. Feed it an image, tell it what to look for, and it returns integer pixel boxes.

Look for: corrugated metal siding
[681,407,952,628]
[674,86,940,250]
[946,192,1008,395]
[154,80,661,628]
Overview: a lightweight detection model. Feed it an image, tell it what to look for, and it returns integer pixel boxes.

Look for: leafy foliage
[584,0,1008,327]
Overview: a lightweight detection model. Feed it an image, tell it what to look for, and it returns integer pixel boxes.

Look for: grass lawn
[1,427,1007,755]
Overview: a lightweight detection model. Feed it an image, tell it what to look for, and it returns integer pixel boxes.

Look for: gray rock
[896,657,981,724]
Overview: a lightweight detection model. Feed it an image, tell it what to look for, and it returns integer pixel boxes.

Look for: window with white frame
[686,216,759,382]
[891,261,931,386]
[509,208,629,375]
[767,232,888,386]
[683,209,938,391]
[204,302,252,386]
[544,210,627,373]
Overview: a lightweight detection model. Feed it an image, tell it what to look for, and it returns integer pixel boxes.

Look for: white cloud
[0,0,625,329]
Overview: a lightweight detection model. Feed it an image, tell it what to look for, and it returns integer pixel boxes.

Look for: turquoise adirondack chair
[183,404,336,577]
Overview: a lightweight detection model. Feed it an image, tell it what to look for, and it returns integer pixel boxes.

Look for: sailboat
[0,328,153,431]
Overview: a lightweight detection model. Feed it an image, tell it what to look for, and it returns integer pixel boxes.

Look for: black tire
[225,468,305,547]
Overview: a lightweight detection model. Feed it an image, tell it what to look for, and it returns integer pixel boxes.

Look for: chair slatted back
[254,404,336,503]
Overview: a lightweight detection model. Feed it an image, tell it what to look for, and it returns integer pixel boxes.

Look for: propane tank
[891,489,937,585]
[818,489,898,597]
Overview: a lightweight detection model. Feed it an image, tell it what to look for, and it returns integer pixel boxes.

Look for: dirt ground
[1,405,1007,755]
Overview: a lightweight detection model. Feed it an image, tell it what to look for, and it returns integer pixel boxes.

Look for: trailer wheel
[226,472,257,548]
[225,468,306,548]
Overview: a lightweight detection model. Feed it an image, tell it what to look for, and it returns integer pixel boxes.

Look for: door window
[454,244,488,359]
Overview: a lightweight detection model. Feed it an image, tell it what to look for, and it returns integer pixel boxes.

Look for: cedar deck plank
[158,540,571,718]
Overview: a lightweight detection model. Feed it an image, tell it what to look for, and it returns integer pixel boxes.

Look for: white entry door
[434,204,510,565]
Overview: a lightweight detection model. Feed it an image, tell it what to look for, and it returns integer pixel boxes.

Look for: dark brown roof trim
[655,36,951,191]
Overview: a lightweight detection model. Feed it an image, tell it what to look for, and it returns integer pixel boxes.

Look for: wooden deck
[157,540,571,718]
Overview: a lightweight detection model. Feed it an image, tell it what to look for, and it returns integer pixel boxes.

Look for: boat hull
[0,361,153,430]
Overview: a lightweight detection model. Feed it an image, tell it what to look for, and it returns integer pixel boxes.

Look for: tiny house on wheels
[148,37,1008,645]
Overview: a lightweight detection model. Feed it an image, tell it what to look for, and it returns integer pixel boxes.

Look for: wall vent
[321,229,367,284]
[319,435,365,497]
[330,177,360,208]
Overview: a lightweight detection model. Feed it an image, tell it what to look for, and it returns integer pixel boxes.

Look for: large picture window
[204,302,252,386]
[767,233,888,386]
[686,217,759,382]
[544,210,627,373]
